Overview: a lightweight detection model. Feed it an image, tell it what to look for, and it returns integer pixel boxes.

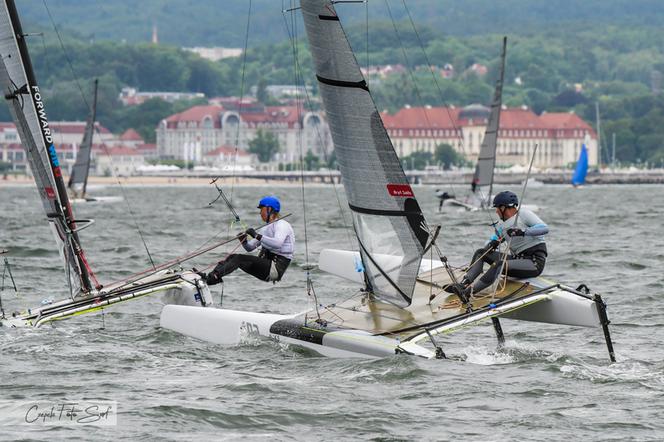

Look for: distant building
[442,63,455,79]
[49,121,114,145]
[360,64,407,79]
[248,84,314,100]
[119,128,145,148]
[95,146,146,176]
[156,101,331,164]
[183,47,243,62]
[202,145,255,169]
[119,87,205,106]
[382,104,599,168]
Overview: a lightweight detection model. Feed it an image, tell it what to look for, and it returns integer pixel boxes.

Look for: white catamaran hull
[160,306,434,358]
[1,270,212,328]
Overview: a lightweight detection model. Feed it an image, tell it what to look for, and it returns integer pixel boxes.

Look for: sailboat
[160,0,615,361]
[0,0,211,327]
[571,143,588,187]
[66,78,118,203]
[440,38,506,212]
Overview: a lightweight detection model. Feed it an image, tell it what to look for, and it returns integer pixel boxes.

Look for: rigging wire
[226,0,253,211]
[400,0,501,253]
[287,0,320,320]
[41,0,157,272]
[280,1,355,250]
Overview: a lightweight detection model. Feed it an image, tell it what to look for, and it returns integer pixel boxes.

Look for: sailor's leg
[465,249,499,284]
[236,255,273,281]
[471,255,544,293]
[207,254,245,285]
[471,261,502,293]
[504,256,545,279]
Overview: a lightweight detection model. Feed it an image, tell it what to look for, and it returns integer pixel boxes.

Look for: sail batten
[472,37,507,204]
[301,0,428,306]
[1,0,93,293]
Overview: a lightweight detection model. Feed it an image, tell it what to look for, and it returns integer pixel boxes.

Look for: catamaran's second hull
[1,270,212,328]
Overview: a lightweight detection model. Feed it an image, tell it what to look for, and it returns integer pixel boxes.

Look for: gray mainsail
[301,0,428,306]
[68,78,98,198]
[0,0,95,294]
[472,37,507,205]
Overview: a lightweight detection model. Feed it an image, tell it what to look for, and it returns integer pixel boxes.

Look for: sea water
[1,183,662,440]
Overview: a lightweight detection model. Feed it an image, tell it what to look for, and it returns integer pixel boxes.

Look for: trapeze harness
[464,209,549,293]
[207,219,294,285]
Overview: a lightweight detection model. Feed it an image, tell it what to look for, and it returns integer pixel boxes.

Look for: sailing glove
[245,228,258,238]
[506,227,525,237]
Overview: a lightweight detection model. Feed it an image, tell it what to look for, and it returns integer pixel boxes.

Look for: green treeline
[2,19,663,163]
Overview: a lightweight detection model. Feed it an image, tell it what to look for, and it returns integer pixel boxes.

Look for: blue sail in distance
[572,144,588,186]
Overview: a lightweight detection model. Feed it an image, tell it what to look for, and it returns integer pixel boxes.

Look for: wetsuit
[206,218,294,285]
[464,208,548,293]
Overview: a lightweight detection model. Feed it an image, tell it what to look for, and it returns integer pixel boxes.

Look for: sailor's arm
[240,234,260,251]
[255,223,288,250]
[521,210,549,236]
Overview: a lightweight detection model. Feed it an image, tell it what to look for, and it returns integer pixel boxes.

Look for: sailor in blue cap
[200,196,294,285]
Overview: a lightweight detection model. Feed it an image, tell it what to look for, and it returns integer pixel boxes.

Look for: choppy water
[1,183,663,440]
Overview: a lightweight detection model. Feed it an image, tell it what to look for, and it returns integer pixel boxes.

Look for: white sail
[301,0,429,306]
[0,0,95,294]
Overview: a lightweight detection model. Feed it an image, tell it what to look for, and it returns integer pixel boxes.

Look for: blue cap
[257,196,280,212]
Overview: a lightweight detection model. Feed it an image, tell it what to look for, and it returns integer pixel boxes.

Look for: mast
[300,0,428,306]
[68,78,98,198]
[595,102,602,168]
[472,37,506,206]
[1,0,94,293]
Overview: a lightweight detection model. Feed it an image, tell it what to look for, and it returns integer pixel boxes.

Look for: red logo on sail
[45,187,56,199]
[387,184,414,197]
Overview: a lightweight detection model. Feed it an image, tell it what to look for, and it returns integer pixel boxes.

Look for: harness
[514,243,547,272]
[258,248,291,281]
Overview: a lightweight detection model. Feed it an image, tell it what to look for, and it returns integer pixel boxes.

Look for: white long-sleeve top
[242,218,295,259]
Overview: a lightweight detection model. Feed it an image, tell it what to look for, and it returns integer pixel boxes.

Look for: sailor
[435,189,455,211]
[450,190,548,298]
[201,196,294,286]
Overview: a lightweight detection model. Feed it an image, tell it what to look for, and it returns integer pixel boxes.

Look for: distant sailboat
[0,0,211,327]
[67,79,121,203]
[572,144,589,187]
[160,0,615,362]
[441,38,506,212]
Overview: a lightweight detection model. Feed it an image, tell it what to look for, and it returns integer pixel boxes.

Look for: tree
[248,129,280,162]
[434,143,465,169]
[401,151,432,170]
[303,149,320,170]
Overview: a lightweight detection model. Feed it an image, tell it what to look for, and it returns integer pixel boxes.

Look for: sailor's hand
[487,239,501,250]
[238,233,248,243]
[245,228,258,238]
[506,227,525,237]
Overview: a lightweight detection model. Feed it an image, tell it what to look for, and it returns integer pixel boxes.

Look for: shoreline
[1,172,664,186]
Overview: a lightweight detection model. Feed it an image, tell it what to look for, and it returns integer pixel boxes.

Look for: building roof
[382,106,461,129]
[100,146,142,156]
[50,121,111,135]
[120,128,144,141]
[382,105,597,138]
[164,105,224,125]
[205,145,251,156]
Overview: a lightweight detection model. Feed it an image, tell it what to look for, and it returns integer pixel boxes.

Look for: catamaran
[0,0,212,327]
[439,38,505,212]
[161,0,615,361]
